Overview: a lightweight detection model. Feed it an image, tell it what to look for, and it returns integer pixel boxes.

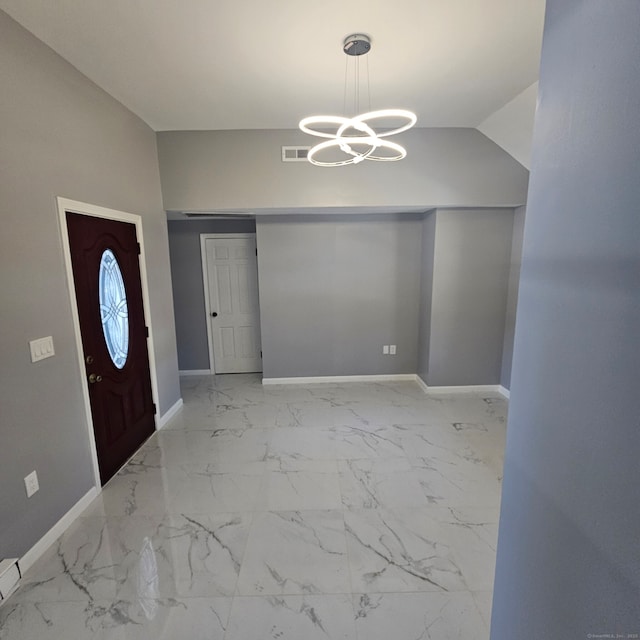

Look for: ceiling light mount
[300,33,416,167]
[343,34,371,57]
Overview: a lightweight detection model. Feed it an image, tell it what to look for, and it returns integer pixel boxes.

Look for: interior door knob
[88,373,103,384]
[211,312,218,317]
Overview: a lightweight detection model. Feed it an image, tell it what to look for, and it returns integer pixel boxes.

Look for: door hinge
[260,350,262,358]
[144,326,149,338]
[136,242,141,255]
[152,403,157,415]
[255,247,258,256]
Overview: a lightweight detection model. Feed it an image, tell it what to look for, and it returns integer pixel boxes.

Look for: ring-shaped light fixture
[299,115,377,139]
[354,138,407,162]
[338,109,417,138]
[306,137,378,167]
[306,136,406,167]
[299,35,417,167]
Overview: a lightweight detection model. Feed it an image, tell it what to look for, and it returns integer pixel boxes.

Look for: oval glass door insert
[98,249,129,369]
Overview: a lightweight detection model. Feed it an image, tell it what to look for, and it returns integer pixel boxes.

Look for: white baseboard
[414,374,429,394]
[179,369,212,376]
[19,487,98,574]
[260,374,510,400]
[424,384,506,395]
[157,398,183,429]
[263,374,417,386]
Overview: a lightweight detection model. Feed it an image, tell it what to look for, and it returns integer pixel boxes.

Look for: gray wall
[427,209,513,386]
[256,214,422,378]
[492,2,640,638]
[500,205,526,389]
[417,212,437,382]
[157,128,529,212]
[0,12,179,557]
[168,219,256,371]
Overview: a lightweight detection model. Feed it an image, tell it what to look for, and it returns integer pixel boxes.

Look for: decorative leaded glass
[98,249,129,369]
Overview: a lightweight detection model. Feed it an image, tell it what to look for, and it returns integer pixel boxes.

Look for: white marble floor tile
[237,510,350,596]
[141,428,272,466]
[260,461,342,511]
[168,396,280,430]
[433,507,500,591]
[275,401,372,428]
[345,507,466,593]
[209,405,281,430]
[331,425,406,460]
[460,429,507,480]
[14,516,117,603]
[353,591,489,640]
[91,597,232,640]
[268,427,338,462]
[395,422,470,457]
[103,513,252,598]
[86,465,219,517]
[262,386,326,403]
[207,462,267,512]
[339,402,431,426]
[472,590,494,631]
[339,458,432,509]
[410,456,502,508]
[4,376,506,640]
[225,595,357,640]
[0,601,101,640]
[434,394,508,427]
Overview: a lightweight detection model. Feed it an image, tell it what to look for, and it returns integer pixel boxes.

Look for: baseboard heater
[0,559,21,603]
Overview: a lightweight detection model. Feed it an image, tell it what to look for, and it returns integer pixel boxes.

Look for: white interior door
[203,235,262,373]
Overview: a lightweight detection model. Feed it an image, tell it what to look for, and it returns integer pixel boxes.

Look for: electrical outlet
[390,345,397,355]
[383,345,389,355]
[0,559,21,600]
[24,471,39,498]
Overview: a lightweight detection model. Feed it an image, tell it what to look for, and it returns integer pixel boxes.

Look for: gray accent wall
[500,205,526,389]
[157,128,529,212]
[0,12,179,557]
[491,2,640,638]
[256,214,422,378]
[421,209,514,387]
[168,219,256,371]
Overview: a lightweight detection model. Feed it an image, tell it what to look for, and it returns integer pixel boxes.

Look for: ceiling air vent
[282,146,311,162]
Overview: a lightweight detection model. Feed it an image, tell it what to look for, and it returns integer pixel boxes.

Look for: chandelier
[299,34,417,167]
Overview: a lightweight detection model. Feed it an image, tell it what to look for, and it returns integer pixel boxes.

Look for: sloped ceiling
[0,0,545,132]
[479,82,539,169]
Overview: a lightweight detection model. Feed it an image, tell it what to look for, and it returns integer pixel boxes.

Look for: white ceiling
[0,0,545,132]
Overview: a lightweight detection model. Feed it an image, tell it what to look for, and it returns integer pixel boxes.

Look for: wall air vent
[282,146,311,162]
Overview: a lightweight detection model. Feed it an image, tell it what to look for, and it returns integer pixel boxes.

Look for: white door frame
[200,233,258,375]
[57,197,160,490]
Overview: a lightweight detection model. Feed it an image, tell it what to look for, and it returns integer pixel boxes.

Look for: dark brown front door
[66,212,155,484]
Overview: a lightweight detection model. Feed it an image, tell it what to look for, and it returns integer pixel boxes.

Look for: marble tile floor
[0,374,507,639]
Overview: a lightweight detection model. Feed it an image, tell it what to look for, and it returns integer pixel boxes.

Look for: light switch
[29,336,55,363]
[389,345,397,355]
[383,345,390,355]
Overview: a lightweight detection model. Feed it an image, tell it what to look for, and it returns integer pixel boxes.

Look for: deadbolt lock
[88,373,103,384]
[86,355,94,365]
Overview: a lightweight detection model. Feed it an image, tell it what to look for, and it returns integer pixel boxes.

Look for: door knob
[211,312,218,317]
[88,373,103,384]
